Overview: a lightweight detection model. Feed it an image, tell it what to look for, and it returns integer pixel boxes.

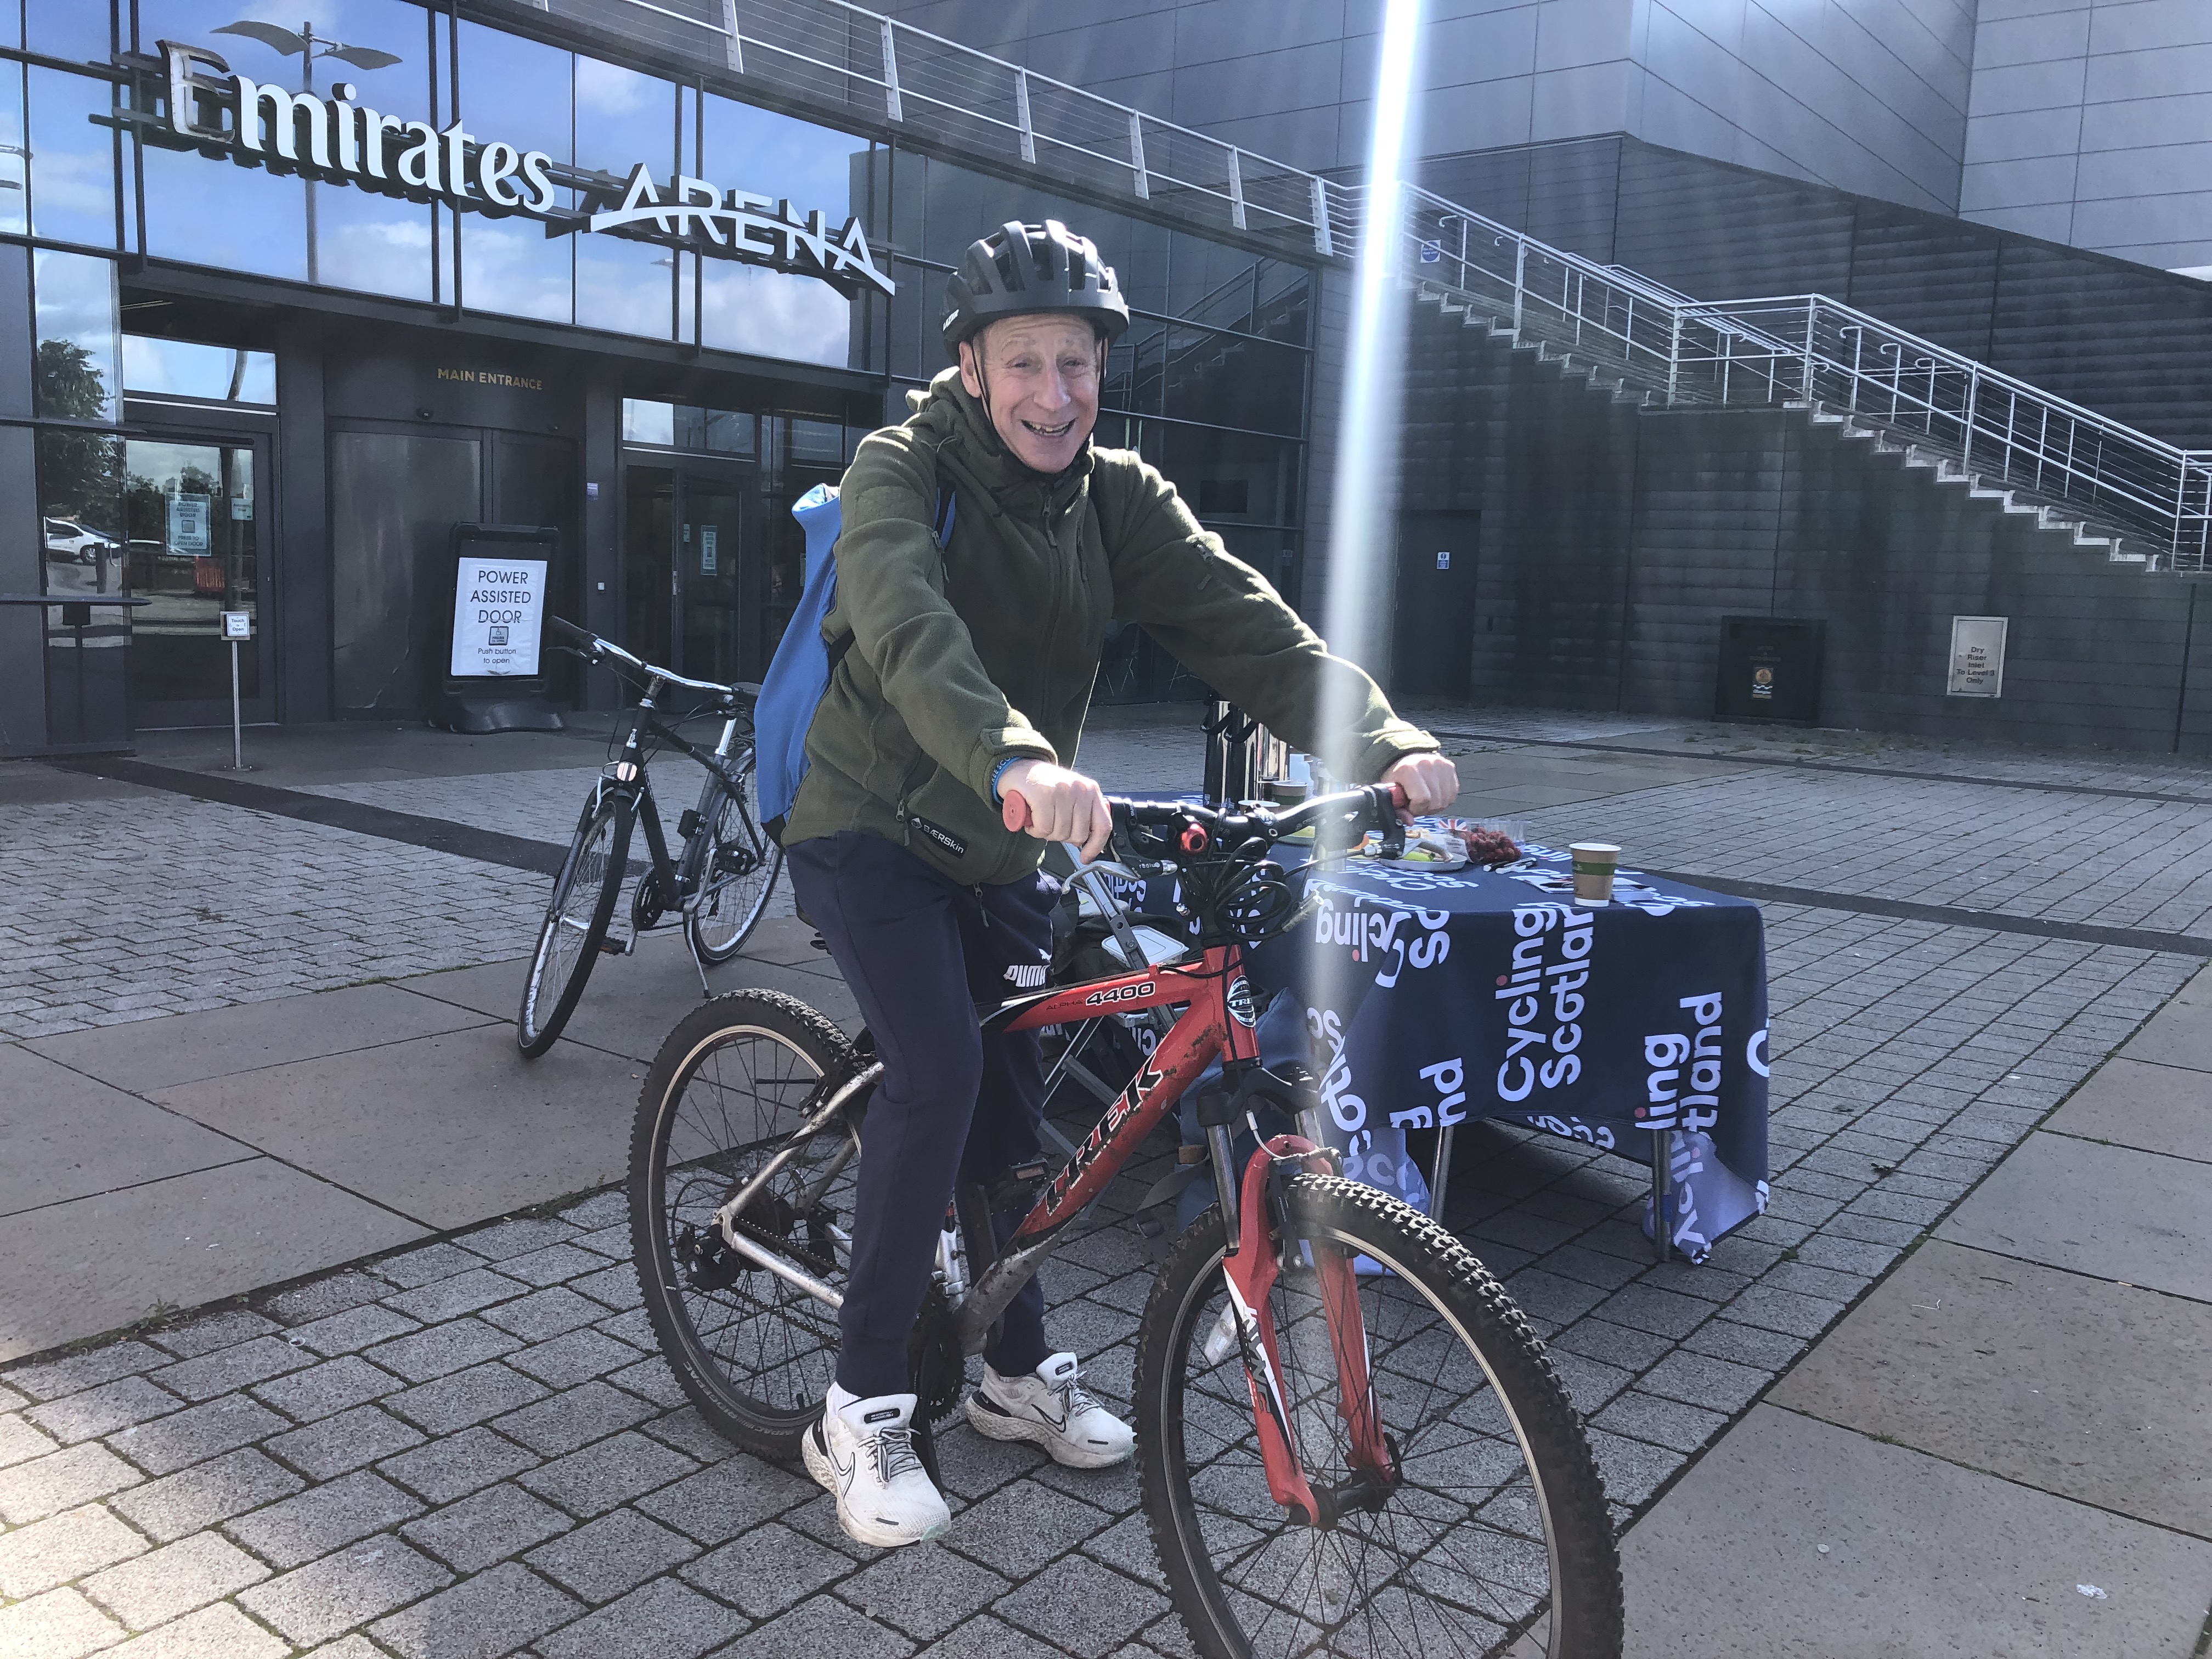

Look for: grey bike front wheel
[518,791,631,1057]
[686,763,781,965]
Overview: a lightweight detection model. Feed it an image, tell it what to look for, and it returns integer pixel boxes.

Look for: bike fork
[1217,1136,1396,1527]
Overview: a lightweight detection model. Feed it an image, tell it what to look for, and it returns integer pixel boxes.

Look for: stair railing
[1380,180,2212,572]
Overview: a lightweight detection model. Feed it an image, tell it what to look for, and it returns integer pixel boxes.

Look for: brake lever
[1376,784,1408,859]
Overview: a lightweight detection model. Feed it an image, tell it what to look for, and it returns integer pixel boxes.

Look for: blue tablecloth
[1131,840,1773,1261]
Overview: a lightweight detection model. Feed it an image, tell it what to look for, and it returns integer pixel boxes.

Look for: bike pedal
[597,936,634,957]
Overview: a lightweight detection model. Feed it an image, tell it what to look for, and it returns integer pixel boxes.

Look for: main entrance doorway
[119,433,275,728]
[330,424,576,716]
[1391,510,1481,699]
[623,461,761,686]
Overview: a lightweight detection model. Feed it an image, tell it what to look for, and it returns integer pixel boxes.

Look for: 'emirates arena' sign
[151,40,894,299]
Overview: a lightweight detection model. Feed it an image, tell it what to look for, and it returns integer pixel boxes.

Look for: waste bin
[1714,615,1825,725]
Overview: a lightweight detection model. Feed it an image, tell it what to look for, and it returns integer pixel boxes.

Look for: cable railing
[561,0,1351,257]
[1389,182,2212,572]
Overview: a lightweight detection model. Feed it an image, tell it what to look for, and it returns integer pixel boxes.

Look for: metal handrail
[1385,180,2212,573]
[581,0,1353,255]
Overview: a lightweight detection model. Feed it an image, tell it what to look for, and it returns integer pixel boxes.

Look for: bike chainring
[907,1282,966,1425]
[630,870,667,932]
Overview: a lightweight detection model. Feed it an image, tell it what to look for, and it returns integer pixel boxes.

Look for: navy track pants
[786,831,1058,1399]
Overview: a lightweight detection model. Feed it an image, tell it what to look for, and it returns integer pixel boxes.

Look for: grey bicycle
[517,617,782,1057]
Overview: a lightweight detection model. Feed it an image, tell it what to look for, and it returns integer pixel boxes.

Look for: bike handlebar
[1108,785,1408,863]
[547,616,750,704]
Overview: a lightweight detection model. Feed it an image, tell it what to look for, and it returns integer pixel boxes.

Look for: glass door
[679,467,755,686]
[622,460,758,685]
[121,436,275,725]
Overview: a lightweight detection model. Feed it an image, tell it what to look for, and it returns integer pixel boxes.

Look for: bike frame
[969,943,1394,1522]
[596,693,763,924]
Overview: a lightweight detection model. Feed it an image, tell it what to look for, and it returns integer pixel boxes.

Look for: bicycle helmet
[941,220,1131,353]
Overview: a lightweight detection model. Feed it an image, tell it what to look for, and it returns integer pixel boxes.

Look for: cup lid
[1567,842,1621,855]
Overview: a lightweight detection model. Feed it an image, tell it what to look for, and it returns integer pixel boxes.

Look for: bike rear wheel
[630,991,863,1458]
[686,764,781,964]
[517,791,632,1057]
[1135,1175,1622,1659]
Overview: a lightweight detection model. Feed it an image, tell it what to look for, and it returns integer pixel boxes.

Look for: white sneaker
[964,1352,1135,1469]
[802,1386,951,1548]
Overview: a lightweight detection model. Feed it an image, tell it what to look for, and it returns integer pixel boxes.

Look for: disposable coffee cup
[1569,842,1621,904]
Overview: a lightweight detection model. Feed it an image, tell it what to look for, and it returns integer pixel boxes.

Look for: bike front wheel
[1135,1174,1623,1659]
[517,790,632,1057]
[686,764,782,965]
[630,990,863,1459]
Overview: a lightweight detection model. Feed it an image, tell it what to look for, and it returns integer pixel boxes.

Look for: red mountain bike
[628,787,1623,1659]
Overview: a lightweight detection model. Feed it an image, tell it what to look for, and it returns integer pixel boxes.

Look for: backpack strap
[823,475,956,675]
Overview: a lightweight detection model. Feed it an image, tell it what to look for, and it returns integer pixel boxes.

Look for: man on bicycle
[782,218,1460,1547]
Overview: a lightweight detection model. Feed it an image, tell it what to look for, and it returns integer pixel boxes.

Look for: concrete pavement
[1623,961,2212,1656]
[3,703,2210,1655]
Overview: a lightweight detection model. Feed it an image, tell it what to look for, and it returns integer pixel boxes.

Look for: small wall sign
[1948,615,2007,697]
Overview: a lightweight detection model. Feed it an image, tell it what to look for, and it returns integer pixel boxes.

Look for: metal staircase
[1372,182,2212,573]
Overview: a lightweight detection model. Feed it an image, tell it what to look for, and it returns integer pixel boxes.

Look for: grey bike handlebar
[547,616,747,702]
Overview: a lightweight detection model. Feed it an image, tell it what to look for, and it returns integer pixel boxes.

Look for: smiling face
[957,313,1104,474]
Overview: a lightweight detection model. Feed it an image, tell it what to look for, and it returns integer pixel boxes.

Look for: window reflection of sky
[0,60,24,238]
[457,21,573,325]
[138,0,433,289]
[123,337,278,404]
[574,56,672,180]
[25,7,111,64]
[27,69,117,249]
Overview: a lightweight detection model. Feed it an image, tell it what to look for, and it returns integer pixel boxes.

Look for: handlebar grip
[548,616,591,646]
[1386,782,1410,812]
[1002,790,1033,833]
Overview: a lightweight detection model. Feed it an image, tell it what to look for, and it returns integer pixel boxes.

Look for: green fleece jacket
[781,366,1438,885]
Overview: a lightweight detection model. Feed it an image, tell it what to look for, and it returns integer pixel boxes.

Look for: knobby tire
[630,990,861,1459]
[1135,1174,1623,1659]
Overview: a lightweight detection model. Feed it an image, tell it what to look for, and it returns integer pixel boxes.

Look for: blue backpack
[754,478,956,840]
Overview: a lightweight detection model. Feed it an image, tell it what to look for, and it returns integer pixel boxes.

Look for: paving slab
[1771,1240,2212,1538]
[0,1047,252,1218]
[1621,1404,2212,1658]
[395,930,856,1062]
[2112,985,2212,1071]
[2044,1057,2212,1165]
[1936,1132,2212,1303]
[22,983,496,1093]
[146,1023,641,1231]
[0,1162,426,1361]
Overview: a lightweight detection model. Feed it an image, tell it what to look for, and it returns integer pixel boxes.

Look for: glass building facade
[0,0,1314,750]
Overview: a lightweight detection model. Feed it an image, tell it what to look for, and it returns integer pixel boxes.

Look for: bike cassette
[674,1222,747,1293]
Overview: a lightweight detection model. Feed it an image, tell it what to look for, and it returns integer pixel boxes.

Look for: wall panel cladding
[1985,241,2212,451]
[1391,302,2209,753]
[1612,144,1859,300]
